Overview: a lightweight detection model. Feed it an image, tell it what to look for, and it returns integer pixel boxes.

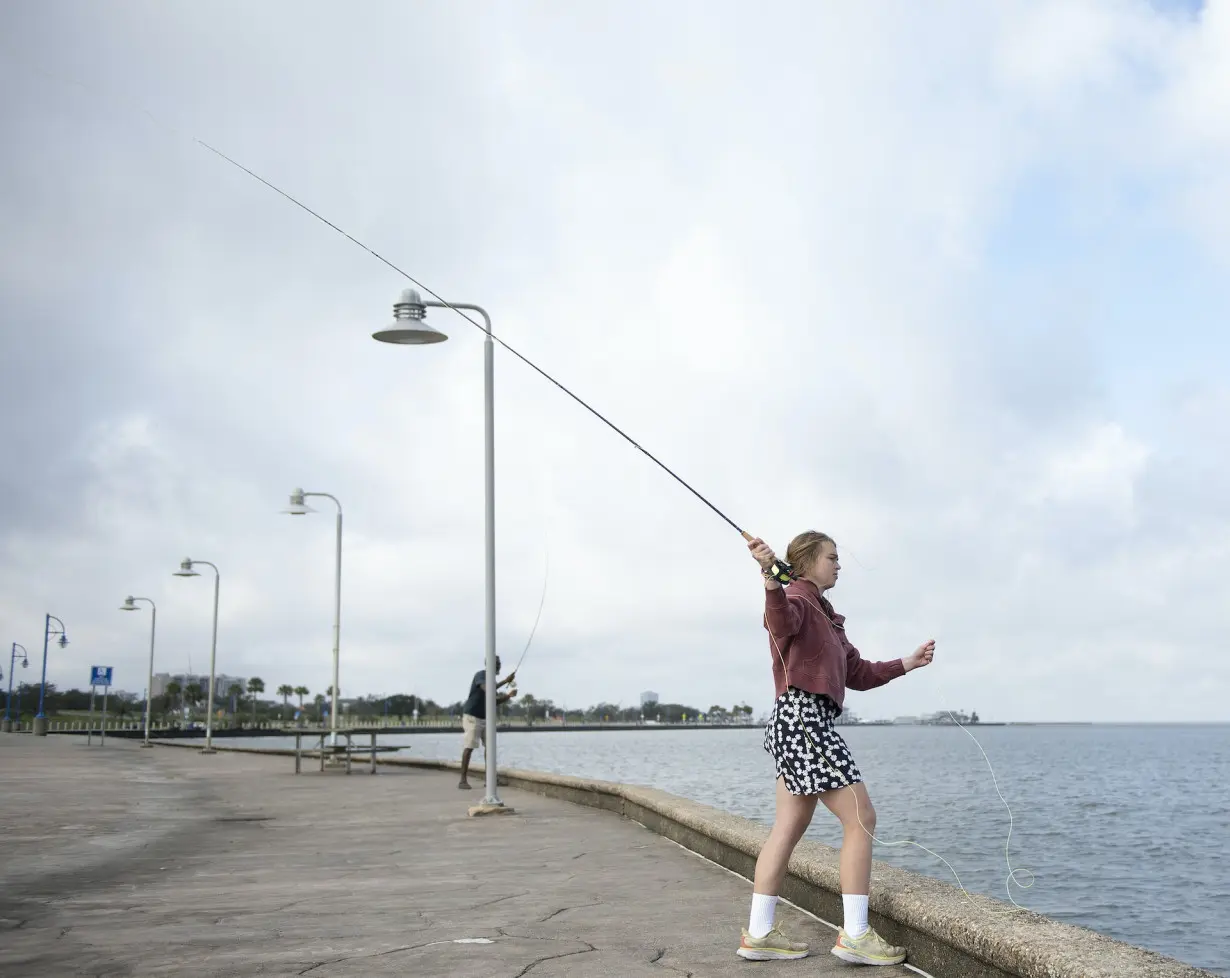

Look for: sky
[0,0,1227,723]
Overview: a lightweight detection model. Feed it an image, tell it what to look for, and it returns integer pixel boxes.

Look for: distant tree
[16,682,59,715]
[164,681,182,714]
[227,683,243,715]
[277,684,294,717]
[184,683,202,713]
[247,677,265,724]
[655,702,701,724]
[294,686,309,711]
[971,711,980,724]
[59,688,93,711]
[384,693,418,717]
[313,693,325,721]
[521,693,539,726]
[588,702,623,723]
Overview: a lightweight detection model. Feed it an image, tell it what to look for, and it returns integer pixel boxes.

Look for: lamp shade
[284,488,314,515]
[173,558,199,577]
[372,288,448,345]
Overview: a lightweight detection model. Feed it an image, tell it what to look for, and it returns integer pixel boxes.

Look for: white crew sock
[843,894,869,937]
[747,892,778,938]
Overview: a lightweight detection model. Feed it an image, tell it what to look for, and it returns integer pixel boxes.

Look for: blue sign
[90,666,113,687]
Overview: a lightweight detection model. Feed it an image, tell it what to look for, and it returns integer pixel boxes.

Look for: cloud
[0,0,1227,723]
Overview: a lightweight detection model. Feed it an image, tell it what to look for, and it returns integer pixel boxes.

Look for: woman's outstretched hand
[903,640,936,672]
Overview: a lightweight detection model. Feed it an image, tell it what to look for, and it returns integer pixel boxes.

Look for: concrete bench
[293,731,402,774]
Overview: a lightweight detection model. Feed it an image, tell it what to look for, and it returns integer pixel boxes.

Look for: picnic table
[293,730,402,774]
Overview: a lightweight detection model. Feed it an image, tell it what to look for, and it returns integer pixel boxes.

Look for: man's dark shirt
[463,670,488,719]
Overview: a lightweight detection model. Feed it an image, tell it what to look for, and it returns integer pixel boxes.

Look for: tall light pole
[284,488,343,747]
[3,643,29,733]
[33,615,68,736]
[373,288,505,810]
[173,558,220,754]
[119,596,157,748]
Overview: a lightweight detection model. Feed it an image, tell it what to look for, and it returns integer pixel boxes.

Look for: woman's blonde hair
[786,530,836,577]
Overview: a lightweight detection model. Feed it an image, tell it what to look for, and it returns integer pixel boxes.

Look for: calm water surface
[225,724,1230,974]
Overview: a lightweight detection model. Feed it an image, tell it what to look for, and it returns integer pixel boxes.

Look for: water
[223,724,1230,974]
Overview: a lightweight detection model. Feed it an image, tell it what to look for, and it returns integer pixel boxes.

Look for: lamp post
[33,615,68,736]
[173,558,220,754]
[119,596,157,747]
[3,643,29,732]
[373,288,505,810]
[284,488,343,747]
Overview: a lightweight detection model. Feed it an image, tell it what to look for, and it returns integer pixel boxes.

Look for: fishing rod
[197,140,783,566]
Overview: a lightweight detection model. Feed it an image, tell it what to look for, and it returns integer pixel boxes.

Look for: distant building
[640,691,659,708]
[152,672,249,699]
[921,710,978,725]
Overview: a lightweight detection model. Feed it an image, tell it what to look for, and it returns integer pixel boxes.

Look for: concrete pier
[0,736,895,976]
[0,735,1217,977]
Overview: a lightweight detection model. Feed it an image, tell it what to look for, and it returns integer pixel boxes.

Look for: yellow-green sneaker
[736,926,809,960]
[830,926,906,965]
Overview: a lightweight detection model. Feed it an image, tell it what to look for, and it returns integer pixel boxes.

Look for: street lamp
[119,596,157,748]
[33,616,68,736]
[173,558,220,754]
[284,488,343,747]
[373,288,506,810]
[3,643,29,732]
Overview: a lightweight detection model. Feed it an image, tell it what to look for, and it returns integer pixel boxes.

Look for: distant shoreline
[49,719,1230,741]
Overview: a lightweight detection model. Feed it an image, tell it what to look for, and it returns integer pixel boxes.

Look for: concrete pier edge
[149,740,1213,978]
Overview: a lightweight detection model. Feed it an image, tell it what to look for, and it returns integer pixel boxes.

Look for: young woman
[738,531,934,966]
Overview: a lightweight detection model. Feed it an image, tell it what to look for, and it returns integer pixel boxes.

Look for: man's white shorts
[462,713,485,750]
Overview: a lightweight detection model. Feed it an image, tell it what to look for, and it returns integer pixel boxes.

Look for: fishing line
[14,57,1032,914]
[512,541,549,679]
[505,465,554,700]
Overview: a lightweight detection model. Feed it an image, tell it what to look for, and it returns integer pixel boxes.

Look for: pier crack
[538,901,602,922]
[511,942,596,978]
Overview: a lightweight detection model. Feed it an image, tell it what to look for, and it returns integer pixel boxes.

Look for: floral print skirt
[764,686,863,796]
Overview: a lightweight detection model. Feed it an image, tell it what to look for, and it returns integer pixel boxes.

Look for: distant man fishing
[458,656,517,790]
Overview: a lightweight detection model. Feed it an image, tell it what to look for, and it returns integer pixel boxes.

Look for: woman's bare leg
[753,777,820,894]
[740,776,820,952]
[818,781,876,895]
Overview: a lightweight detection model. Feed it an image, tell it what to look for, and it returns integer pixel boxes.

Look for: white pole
[482,317,500,806]
[331,505,342,746]
[204,565,220,753]
[144,603,156,747]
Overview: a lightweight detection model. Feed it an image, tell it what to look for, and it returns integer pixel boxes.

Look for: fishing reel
[763,556,797,584]
[743,531,797,583]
